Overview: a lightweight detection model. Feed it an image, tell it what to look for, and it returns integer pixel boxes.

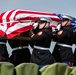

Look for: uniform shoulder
[43,28,52,35]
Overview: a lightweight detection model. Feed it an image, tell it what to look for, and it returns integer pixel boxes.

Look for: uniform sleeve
[29,30,35,38]
[53,27,72,41]
[30,29,52,42]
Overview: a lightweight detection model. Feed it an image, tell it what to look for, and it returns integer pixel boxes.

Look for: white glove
[52,27,56,32]
[33,23,38,29]
[56,24,61,30]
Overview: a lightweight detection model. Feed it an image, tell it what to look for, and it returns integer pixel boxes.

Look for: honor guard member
[8,32,31,66]
[52,15,75,66]
[0,38,9,61]
[29,17,55,68]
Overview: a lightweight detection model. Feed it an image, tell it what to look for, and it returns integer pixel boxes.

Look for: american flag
[0,9,60,39]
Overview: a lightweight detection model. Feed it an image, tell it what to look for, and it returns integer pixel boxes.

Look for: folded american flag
[0,9,60,39]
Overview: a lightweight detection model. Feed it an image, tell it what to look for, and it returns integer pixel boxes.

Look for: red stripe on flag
[17,17,40,22]
[0,12,6,23]
[51,17,60,22]
[6,10,15,28]
[0,12,6,36]
[0,30,5,37]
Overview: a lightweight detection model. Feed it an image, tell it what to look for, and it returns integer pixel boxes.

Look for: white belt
[0,42,6,45]
[34,45,49,50]
[57,43,72,48]
[12,46,28,51]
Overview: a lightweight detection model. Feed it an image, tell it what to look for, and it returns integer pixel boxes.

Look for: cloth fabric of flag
[0,9,60,39]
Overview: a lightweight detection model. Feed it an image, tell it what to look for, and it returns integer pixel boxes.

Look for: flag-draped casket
[0,9,60,39]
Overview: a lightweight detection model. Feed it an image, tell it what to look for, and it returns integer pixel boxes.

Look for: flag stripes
[0,9,60,39]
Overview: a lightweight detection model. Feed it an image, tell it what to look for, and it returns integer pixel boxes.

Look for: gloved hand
[33,22,38,29]
[52,27,59,35]
[56,24,61,30]
[52,27,56,33]
[52,24,61,34]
